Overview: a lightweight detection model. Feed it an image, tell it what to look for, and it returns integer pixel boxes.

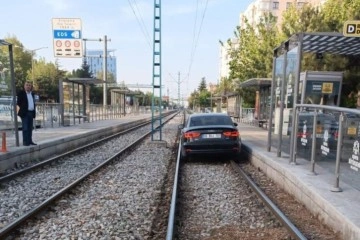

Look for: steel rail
[0,112,178,239]
[230,161,307,240]
[165,110,306,239]
[165,112,185,240]
[0,111,175,182]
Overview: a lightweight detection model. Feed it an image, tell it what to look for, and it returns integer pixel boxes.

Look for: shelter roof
[277,32,360,56]
[239,78,272,88]
[64,78,107,85]
[0,39,11,46]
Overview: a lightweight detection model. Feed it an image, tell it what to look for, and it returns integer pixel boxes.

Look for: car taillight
[184,131,201,139]
[223,131,240,137]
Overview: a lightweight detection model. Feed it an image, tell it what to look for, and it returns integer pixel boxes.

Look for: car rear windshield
[189,115,233,127]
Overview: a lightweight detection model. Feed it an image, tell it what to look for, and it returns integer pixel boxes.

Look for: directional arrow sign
[53,30,81,39]
[52,18,83,58]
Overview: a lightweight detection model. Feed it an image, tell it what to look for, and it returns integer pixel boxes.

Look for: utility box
[299,71,343,106]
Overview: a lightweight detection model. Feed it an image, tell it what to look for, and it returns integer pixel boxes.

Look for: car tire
[180,154,189,162]
[234,151,246,163]
[180,148,189,162]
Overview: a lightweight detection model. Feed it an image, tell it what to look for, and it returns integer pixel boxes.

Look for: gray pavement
[0,114,152,172]
[2,114,152,151]
[0,115,359,239]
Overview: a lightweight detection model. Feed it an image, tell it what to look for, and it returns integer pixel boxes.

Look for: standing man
[17,81,37,146]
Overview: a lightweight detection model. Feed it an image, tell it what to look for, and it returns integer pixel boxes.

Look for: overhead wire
[127,0,152,50]
[185,0,209,91]
[187,0,199,81]
[126,0,210,99]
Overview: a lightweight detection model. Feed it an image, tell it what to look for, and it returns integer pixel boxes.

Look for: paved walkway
[2,114,151,152]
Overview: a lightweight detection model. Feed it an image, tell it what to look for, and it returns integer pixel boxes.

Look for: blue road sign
[53,30,81,39]
[52,18,83,58]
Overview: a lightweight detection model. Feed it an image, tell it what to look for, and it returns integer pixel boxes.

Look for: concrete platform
[238,123,360,240]
[0,114,152,173]
[0,114,359,239]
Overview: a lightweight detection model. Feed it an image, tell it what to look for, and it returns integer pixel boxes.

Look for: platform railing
[279,104,360,192]
[31,103,150,128]
[237,108,256,124]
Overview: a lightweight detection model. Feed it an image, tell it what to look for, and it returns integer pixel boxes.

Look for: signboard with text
[343,20,360,37]
[52,18,83,58]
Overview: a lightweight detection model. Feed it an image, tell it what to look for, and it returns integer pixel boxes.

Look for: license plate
[203,134,221,138]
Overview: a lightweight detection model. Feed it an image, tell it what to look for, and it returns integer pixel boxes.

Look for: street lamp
[0,40,20,146]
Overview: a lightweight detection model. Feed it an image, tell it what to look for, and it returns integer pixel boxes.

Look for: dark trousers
[21,111,35,145]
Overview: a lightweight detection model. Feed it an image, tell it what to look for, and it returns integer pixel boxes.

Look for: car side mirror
[233,122,238,127]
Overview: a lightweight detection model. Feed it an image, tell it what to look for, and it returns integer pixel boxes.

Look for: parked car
[178,113,242,161]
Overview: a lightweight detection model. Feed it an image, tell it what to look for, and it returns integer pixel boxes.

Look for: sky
[1,0,254,100]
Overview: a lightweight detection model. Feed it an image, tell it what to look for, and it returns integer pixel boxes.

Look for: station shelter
[239,78,272,127]
[59,78,108,126]
[109,87,140,115]
[269,32,360,158]
[225,78,271,128]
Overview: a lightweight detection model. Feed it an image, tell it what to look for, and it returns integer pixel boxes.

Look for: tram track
[167,156,299,239]
[0,113,178,239]
[0,111,343,239]
[166,146,341,239]
[0,112,174,182]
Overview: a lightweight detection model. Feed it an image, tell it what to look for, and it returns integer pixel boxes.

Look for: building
[219,0,327,80]
[219,38,239,80]
[240,0,326,29]
[85,49,117,82]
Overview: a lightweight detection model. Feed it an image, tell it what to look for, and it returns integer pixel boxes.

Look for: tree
[280,4,324,38]
[217,77,233,96]
[198,77,207,92]
[0,35,67,102]
[228,13,280,107]
[70,60,93,78]
[32,58,66,102]
[69,61,104,104]
[0,36,32,94]
[95,71,116,83]
[198,90,211,109]
[280,0,360,107]
[187,89,199,110]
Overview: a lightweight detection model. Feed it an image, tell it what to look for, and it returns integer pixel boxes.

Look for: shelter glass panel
[0,48,14,130]
[63,82,84,115]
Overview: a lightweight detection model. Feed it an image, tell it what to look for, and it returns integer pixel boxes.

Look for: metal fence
[272,104,360,192]
[0,102,153,130]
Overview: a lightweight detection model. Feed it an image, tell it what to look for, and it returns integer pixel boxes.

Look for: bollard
[1,132,7,152]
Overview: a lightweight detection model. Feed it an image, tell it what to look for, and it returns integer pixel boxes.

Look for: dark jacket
[17,90,36,118]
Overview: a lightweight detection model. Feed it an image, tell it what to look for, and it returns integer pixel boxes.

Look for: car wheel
[181,154,189,162]
[180,148,189,162]
[233,151,246,163]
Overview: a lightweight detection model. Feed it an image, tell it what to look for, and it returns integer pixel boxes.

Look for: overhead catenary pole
[103,35,108,106]
[82,36,111,106]
[168,71,184,108]
[151,0,162,141]
[178,72,180,107]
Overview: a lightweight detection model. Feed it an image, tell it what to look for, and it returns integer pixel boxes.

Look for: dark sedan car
[179,113,242,161]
